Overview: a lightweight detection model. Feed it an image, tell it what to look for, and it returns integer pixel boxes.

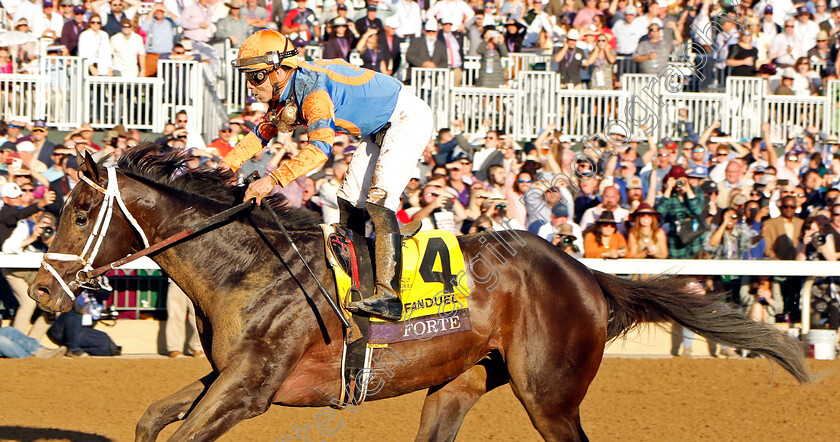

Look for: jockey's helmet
[232,30,299,72]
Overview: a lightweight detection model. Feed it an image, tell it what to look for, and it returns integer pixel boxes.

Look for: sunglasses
[781,205,797,209]
[90,20,101,24]
[787,155,799,161]
[127,143,138,147]
[245,68,275,85]
[832,212,840,216]
[176,119,187,123]
[517,179,532,183]
[20,188,34,192]
[658,152,670,157]
[476,195,487,199]
[794,193,805,198]
[597,39,607,42]
[222,129,232,132]
[693,148,705,152]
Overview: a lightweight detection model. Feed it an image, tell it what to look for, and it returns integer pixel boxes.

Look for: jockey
[221,29,434,321]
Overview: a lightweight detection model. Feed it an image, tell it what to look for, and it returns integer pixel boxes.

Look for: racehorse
[29,146,809,441]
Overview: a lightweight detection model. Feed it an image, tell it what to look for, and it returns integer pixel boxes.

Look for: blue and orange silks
[223,58,403,187]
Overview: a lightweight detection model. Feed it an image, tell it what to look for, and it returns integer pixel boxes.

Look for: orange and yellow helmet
[232,30,299,72]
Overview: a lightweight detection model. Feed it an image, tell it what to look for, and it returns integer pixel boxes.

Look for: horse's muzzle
[30,287,74,313]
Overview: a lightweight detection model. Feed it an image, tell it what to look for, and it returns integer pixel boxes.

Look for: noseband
[41,167,150,302]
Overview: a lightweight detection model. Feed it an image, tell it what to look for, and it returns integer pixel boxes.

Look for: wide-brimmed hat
[556,223,576,238]
[596,210,618,224]
[630,202,661,219]
[225,0,243,8]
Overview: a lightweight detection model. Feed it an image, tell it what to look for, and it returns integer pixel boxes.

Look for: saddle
[320,223,473,408]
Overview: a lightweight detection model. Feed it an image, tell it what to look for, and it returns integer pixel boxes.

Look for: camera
[674,180,684,189]
[495,203,506,210]
[757,298,769,306]
[42,226,55,238]
[561,236,574,246]
[812,233,826,247]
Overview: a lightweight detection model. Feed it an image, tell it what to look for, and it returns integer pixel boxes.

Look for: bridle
[40,166,255,303]
[41,167,150,302]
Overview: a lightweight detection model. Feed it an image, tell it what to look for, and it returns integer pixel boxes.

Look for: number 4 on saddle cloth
[320,224,472,408]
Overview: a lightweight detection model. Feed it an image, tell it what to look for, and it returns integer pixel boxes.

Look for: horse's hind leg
[135,372,217,442]
[414,355,508,442]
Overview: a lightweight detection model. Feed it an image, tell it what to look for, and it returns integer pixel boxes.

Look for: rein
[42,167,253,302]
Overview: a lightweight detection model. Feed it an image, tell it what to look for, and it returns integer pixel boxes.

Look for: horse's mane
[115,144,322,230]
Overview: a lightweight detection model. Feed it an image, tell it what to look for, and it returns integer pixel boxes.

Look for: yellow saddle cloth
[321,226,472,344]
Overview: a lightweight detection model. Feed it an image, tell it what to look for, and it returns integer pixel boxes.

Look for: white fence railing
[83,71,162,131]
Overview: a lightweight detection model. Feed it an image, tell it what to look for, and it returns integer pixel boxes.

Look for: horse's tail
[592,271,811,383]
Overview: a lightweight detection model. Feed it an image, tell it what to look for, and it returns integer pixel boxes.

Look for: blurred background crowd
[0,0,839,358]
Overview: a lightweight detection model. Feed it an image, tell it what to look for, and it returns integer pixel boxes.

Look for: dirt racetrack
[1,357,838,441]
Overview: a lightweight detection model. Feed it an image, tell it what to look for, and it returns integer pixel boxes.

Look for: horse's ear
[76,149,101,183]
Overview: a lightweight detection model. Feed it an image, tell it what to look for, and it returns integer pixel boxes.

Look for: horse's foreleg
[135,372,217,442]
[166,359,288,441]
[414,356,508,442]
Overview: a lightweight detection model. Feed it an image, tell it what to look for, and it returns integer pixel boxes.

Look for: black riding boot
[348,198,403,321]
[338,197,366,236]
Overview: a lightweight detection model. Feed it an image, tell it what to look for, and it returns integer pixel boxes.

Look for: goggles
[244,68,276,86]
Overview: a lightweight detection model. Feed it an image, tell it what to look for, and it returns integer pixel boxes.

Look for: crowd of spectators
[0,0,838,93]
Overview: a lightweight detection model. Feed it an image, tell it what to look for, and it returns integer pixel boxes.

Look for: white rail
[763,95,826,143]
[449,86,516,136]
[83,73,162,131]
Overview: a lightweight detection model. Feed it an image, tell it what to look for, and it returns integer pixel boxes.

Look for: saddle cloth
[320,224,472,408]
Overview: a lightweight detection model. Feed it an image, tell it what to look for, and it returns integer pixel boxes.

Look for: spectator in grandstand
[78,13,113,75]
[379,16,403,76]
[355,4,383,35]
[726,32,759,77]
[583,211,626,259]
[406,20,448,72]
[44,154,79,218]
[704,202,754,259]
[0,47,14,73]
[17,120,57,167]
[572,0,602,29]
[207,123,235,157]
[503,18,526,53]
[439,19,465,86]
[4,117,30,145]
[3,210,55,255]
[392,0,422,38]
[715,160,748,210]
[828,204,840,252]
[12,0,42,27]
[102,0,130,36]
[632,23,675,74]
[426,0,473,32]
[406,182,467,234]
[775,67,796,94]
[808,30,834,75]
[790,56,821,95]
[321,0,355,29]
[281,0,320,47]
[0,183,55,333]
[181,0,215,43]
[215,0,252,47]
[796,216,838,327]
[552,223,583,258]
[611,5,643,56]
[794,6,821,51]
[769,18,806,68]
[475,27,508,88]
[0,326,66,358]
[464,8,486,57]
[583,32,615,89]
[522,0,553,48]
[656,166,706,258]
[15,141,47,175]
[324,17,355,61]
[11,19,39,74]
[140,2,180,77]
[110,18,145,77]
[59,1,74,20]
[164,281,204,358]
[36,1,65,41]
[242,0,270,32]
[763,195,804,260]
[554,29,583,88]
[580,185,629,235]
[627,202,667,258]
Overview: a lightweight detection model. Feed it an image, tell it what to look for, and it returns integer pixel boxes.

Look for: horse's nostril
[36,287,50,298]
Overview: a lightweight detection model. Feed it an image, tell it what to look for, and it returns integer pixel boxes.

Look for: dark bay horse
[29,147,809,441]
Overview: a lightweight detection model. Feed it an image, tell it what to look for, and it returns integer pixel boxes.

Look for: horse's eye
[75,213,88,226]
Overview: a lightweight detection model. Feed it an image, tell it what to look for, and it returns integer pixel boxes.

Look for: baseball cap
[701,181,718,194]
[32,119,47,131]
[1,183,23,199]
[764,5,773,14]
[43,0,54,7]
[665,165,687,180]
[566,29,580,40]
[625,5,637,15]
[73,5,85,14]
[16,141,35,152]
[625,175,643,190]
[367,4,377,11]
[558,135,572,143]
[551,203,569,218]
[424,20,438,32]
[687,165,708,178]
[337,4,347,10]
